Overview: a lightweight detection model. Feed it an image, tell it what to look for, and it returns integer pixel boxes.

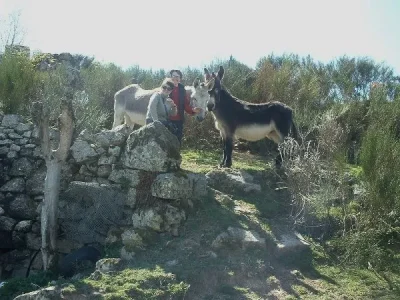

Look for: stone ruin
[0,113,207,279]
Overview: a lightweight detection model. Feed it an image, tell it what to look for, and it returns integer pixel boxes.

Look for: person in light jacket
[146,78,177,129]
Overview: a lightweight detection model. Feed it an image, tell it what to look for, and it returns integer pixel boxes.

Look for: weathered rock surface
[122,121,181,172]
[206,169,261,194]
[59,181,128,245]
[275,232,311,258]
[212,226,267,250]
[151,172,207,200]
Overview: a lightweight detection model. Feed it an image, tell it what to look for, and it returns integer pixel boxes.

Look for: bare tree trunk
[33,94,74,271]
[41,161,61,270]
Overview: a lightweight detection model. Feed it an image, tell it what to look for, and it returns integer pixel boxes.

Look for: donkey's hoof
[219,163,231,168]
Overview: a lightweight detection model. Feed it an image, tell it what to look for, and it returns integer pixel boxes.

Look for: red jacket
[169,85,195,121]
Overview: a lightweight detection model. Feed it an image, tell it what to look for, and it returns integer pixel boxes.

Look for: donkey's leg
[267,130,283,144]
[218,128,227,167]
[266,130,284,167]
[112,106,125,129]
[219,136,227,167]
[224,136,234,168]
[124,114,136,131]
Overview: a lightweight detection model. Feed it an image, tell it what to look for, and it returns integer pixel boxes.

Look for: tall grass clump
[278,112,353,241]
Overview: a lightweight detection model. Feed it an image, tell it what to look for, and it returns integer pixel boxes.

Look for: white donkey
[112,77,214,129]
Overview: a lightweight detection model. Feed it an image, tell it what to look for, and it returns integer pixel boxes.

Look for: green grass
[67,266,189,299]
[0,271,55,300]
[3,148,400,299]
[303,266,400,300]
[181,148,272,174]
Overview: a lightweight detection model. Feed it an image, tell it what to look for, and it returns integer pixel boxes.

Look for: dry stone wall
[0,113,207,280]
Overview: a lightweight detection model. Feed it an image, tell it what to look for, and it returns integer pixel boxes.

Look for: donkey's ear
[207,78,215,91]
[193,77,200,88]
[217,66,224,80]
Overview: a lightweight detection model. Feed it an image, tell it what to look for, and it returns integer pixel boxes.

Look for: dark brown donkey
[205,66,298,167]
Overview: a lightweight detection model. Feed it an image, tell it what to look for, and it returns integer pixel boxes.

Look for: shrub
[332,215,400,271]
[38,64,109,134]
[183,113,220,150]
[360,87,400,218]
[80,62,130,128]
[279,136,348,237]
[0,51,41,114]
[329,86,400,270]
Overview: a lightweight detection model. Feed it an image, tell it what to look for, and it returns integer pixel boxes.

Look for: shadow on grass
[124,186,339,299]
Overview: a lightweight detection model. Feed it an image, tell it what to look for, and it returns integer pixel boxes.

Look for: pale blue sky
[1,0,399,74]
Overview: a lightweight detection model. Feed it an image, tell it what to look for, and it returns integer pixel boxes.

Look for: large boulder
[1,115,24,128]
[211,227,267,250]
[206,169,261,194]
[69,140,99,163]
[59,181,129,245]
[131,202,186,236]
[9,157,34,177]
[151,172,207,200]
[8,194,38,219]
[0,178,25,193]
[121,121,181,172]
[13,287,61,300]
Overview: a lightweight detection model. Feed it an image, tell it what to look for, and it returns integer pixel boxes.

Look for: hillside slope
[3,149,400,300]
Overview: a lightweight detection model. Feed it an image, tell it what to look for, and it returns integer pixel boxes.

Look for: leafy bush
[80,62,129,128]
[72,91,111,134]
[331,212,400,271]
[0,51,41,114]
[38,64,109,134]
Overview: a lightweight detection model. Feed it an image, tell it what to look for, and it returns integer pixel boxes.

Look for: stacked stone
[0,116,207,279]
[65,121,207,260]
[0,114,45,278]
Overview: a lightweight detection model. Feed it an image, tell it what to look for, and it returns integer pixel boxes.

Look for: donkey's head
[205,66,224,111]
[190,77,215,121]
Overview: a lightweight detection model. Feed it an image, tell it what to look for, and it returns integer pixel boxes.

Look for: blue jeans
[170,120,183,144]
[146,118,180,142]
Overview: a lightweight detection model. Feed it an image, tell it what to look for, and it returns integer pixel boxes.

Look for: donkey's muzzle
[196,114,205,122]
[207,102,214,111]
